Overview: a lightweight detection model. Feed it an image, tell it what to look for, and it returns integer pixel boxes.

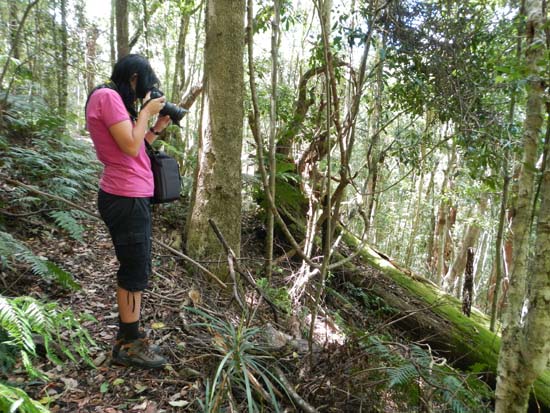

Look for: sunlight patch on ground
[306,313,346,345]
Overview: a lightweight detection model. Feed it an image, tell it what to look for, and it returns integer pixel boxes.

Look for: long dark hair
[110,54,160,119]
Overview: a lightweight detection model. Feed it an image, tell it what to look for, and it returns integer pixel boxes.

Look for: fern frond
[1,295,96,376]
[49,210,84,242]
[0,296,35,356]
[0,382,50,413]
[388,363,418,388]
[45,261,81,290]
[0,231,80,290]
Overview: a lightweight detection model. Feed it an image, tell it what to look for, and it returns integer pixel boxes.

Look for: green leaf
[100,382,109,393]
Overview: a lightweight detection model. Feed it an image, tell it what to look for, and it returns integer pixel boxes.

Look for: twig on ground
[227,253,246,312]
[208,218,280,323]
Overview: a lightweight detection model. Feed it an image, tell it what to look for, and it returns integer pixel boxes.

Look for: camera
[149,87,187,125]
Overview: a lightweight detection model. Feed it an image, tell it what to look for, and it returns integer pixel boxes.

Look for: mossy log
[344,236,550,411]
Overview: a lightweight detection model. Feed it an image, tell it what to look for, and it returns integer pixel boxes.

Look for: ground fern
[0,382,50,413]
[48,210,84,242]
[364,336,492,412]
[0,295,96,378]
[0,231,80,290]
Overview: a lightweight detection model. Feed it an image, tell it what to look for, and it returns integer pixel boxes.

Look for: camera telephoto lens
[148,88,187,125]
[160,103,186,124]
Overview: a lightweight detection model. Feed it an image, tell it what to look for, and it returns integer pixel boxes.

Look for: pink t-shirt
[86,88,153,197]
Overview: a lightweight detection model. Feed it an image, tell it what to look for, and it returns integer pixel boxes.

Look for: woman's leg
[117,287,142,341]
[117,287,142,323]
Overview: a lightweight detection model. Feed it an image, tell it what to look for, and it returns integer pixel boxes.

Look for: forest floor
[2,187,402,412]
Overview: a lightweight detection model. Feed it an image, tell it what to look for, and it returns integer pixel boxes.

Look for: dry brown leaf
[188,288,202,306]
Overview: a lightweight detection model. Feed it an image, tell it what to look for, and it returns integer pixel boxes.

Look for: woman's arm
[109,95,165,157]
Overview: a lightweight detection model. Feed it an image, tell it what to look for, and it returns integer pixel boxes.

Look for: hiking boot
[112,339,161,358]
[112,338,167,369]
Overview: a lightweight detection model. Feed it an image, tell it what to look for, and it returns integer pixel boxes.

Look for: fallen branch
[273,366,318,413]
[2,175,227,289]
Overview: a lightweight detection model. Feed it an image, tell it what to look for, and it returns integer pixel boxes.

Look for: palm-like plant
[188,307,287,413]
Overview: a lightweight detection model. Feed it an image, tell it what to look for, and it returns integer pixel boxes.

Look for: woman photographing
[85,54,170,369]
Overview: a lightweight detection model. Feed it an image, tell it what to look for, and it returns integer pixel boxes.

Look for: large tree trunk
[495,0,546,410]
[186,0,245,280]
[344,235,550,411]
[520,145,550,411]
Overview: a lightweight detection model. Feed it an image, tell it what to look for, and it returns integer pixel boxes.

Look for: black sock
[117,320,140,342]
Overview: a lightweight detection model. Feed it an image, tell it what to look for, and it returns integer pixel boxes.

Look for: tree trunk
[115,0,129,59]
[461,247,474,317]
[9,2,20,61]
[266,0,281,279]
[490,0,523,331]
[405,133,430,268]
[490,172,510,331]
[495,0,546,410]
[186,0,245,281]
[443,194,487,294]
[171,13,190,102]
[424,168,437,272]
[0,0,39,92]
[520,146,550,409]
[363,34,386,237]
[110,0,116,66]
[58,0,68,123]
[431,144,456,283]
[85,25,100,95]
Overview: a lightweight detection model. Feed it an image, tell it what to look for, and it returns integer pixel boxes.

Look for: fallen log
[343,235,550,411]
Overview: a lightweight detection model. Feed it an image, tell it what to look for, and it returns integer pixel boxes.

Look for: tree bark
[85,25,100,95]
[115,0,129,59]
[110,0,116,66]
[266,0,281,279]
[461,248,474,317]
[186,0,245,281]
[9,2,20,60]
[520,145,550,406]
[363,34,385,236]
[171,13,190,102]
[490,0,524,332]
[495,0,546,410]
[490,172,509,331]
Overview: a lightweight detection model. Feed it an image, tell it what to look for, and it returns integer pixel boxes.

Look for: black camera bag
[145,141,181,204]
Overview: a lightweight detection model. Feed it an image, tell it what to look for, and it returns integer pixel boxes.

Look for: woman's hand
[153,115,171,133]
[141,91,166,117]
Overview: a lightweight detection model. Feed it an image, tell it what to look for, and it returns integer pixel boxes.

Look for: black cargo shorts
[98,189,152,291]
